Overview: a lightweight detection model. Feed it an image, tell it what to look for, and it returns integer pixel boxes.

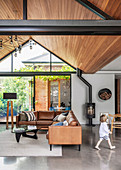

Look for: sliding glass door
[0,76,34,122]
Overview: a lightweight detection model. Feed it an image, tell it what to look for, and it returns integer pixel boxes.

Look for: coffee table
[12,126,38,143]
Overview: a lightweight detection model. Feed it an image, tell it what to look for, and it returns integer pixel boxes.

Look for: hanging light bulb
[9,36,13,44]
[0,39,3,49]
[14,47,18,57]
[14,35,18,41]
[29,39,32,49]
[18,45,22,53]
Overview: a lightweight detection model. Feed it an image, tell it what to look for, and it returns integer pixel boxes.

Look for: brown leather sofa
[46,111,82,151]
[16,110,68,129]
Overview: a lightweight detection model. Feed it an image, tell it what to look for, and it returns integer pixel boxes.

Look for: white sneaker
[95,146,101,150]
[110,146,116,150]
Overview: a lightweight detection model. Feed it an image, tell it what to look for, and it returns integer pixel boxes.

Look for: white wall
[71,74,115,124]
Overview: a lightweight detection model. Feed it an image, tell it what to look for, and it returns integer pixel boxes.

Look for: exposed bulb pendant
[9,36,13,44]
[18,45,22,53]
[29,39,32,49]
[15,47,18,57]
[0,39,3,49]
[14,35,18,41]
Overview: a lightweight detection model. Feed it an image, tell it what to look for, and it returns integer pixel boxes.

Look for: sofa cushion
[37,120,53,126]
[38,111,55,120]
[19,121,36,125]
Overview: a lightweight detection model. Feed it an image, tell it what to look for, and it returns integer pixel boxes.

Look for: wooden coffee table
[12,126,38,143]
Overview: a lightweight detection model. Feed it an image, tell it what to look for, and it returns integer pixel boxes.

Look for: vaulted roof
[0,0,121,73]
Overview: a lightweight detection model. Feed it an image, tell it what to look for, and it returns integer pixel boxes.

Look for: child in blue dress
[95,114,115,150]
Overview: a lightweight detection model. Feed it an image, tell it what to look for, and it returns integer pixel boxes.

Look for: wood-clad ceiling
[89,0,121,19]
[0,0,23,19]
[0,0,121,73]
[33,36,121,73]
[27,0,100,20]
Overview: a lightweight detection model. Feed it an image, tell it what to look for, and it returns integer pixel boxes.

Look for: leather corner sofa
[46,110,82,151]
[16,110,68,129]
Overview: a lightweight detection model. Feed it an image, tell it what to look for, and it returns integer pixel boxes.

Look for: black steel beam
[0,72,76,76]
[23,0,27,20]
[77,68,92,103]
[75,0,114,20]
[0,20,121,35]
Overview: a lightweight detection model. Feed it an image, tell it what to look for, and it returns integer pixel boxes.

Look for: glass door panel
[0,76,33,122]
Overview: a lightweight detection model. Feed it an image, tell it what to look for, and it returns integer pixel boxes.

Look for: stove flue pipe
[77,68,92,103]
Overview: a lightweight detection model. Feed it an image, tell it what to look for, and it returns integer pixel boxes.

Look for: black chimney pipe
[77,68,92,103]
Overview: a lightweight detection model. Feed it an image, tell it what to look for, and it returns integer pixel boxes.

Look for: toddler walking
[95,114,115,150]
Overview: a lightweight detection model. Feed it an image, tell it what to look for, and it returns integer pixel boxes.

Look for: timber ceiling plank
[89,0,121,19]
[0,0,23,19]
[28,0,101,20]
[86,37,121,73]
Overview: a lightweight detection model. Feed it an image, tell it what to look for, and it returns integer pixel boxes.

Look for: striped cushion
[23,111,36,121]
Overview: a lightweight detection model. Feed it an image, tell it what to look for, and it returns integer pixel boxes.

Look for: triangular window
[0,39,76,73]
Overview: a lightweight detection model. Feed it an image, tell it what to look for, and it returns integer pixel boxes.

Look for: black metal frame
[0,20,121,35]
[23,0,27,20]
[0,72,75,76]
[75,0,114,20]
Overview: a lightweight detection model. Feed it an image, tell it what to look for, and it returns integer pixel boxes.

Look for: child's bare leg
[95,139,103,150]
[108,139,115,149]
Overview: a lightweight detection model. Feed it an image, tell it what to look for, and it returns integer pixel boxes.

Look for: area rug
[0,130,62,157]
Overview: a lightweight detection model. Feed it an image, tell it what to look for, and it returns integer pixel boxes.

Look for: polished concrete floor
[0,124,121,170]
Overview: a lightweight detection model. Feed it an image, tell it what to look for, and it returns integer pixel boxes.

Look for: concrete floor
[0,125,121,170]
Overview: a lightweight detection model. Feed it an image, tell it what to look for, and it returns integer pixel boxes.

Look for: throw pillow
[53,115,59,122]
[62,112,69,116]
[58,114,66,122]
[23,111,36,121]
[19,112,28,121]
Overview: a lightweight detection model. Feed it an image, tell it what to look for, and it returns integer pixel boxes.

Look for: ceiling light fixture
[9,36,13,44]
[15,47,18,57]
[0,39,3,49]
[29,39,33,49]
